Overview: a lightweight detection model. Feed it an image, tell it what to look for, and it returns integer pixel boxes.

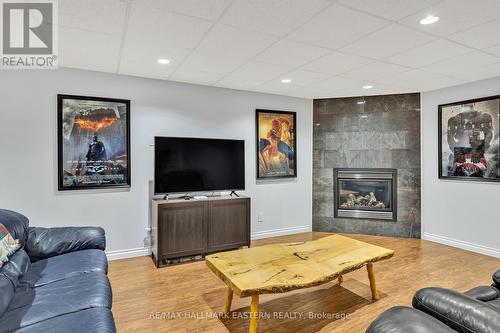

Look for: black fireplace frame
[334,168,398,221]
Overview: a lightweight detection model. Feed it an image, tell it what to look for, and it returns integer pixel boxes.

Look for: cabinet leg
[366,262,379,300]
[249,295,259,333]
[224,287,233,313]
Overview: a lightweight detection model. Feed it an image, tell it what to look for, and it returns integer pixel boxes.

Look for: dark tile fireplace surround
[313,93,421,238]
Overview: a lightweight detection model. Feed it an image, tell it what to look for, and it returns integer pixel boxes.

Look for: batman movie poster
[57,95,131,190]
[439,95,500,182]
[256,109,297,179]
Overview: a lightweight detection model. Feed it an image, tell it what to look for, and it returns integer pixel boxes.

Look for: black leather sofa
[0,209,116,332]
[366,270,500,333]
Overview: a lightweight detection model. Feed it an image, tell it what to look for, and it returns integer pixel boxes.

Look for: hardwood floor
[108,232,500,333]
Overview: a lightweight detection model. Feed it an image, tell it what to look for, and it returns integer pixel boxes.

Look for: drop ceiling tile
[449,62,500,82]
[342,61,411,81]
[341,23,435,60]
[483,44,500,57]
[423,50,500,78]
[121,39,191,66]
[280,70,330,86]
[255,40,330,68]
[133,0,232,21]
[288,4,389,49]
[253,81,301,95]
[119,59,176,80]
[448,19,500,50]
[386,39,472,68]
[376,69,465,91]
[337,0,441,21]
[289,86,338,99]
[170,68,225,85]
[59,0,127,35]
[302,51,373,75]
[197,24,277,60]
[231,61,293,81]
[214,76,265,90]
[399,0,500,37]
[59,27,121,73]
[220,0,331,37]
[126,4,213,50]
[307,76,372,96]
[180,52,246,75]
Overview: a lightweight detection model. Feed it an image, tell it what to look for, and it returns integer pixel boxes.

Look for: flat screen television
[154,137,245,194]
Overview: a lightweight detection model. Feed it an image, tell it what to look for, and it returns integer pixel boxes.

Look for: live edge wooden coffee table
[205,234,394,333]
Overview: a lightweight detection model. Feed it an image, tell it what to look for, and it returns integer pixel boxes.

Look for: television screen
[154,137,245,194]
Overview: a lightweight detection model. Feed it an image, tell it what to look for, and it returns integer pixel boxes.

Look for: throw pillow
[0,223,20,267]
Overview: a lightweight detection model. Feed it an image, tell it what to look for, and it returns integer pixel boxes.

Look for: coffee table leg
[366,262,379,300]
[249,295,259,333]
[224,287,233,313]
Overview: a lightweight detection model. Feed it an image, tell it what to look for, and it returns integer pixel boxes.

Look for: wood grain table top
[205,234,394,297]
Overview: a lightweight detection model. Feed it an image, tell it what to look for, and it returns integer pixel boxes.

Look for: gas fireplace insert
[334,168,397,221]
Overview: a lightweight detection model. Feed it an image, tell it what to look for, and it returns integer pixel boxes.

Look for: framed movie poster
[256,109,297,179]
[57,95,131,190]
[439,95,500,182]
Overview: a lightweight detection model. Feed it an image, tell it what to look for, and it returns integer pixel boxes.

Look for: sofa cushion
[14,308,116,333]
[0,250,31,318]
[0,272,112,332]
[0,223,20,267]
[0,210,29,249]
[20,249,107,287]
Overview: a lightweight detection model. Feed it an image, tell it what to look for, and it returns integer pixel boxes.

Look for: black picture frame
[256,109,297,180]
[438,94,500,182]
[57,94,131,190]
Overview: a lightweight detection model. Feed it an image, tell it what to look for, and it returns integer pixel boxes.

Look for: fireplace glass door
[334,168,397,221]
[338,179,392,212]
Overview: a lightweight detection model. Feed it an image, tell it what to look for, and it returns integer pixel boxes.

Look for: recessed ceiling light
[420,16,439,25]
[363,85,373,90]
[357,101,366,105]
[361,115,368,119]
[157,58,170,65]
[281,78,291,83]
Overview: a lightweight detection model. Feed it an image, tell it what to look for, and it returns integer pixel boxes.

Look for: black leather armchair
[366,270,500,333]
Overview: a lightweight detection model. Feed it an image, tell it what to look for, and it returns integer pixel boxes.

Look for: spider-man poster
[256,109,297,179]
[57,95,130,190]
[439,95,500,182]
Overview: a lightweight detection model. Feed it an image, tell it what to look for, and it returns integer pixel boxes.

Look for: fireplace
[334,168,397,221]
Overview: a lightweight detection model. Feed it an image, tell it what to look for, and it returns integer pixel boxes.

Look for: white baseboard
[106,225,312,260]
[423,232,500,258]
[251,225,312,240]
[106,247,150,261]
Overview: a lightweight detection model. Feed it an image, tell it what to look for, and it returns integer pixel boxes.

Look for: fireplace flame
[75,116,117,132]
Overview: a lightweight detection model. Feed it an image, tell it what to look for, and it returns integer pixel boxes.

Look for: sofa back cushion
[0,210,29,249]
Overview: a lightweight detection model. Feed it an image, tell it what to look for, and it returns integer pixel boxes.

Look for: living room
[0,1,499,332]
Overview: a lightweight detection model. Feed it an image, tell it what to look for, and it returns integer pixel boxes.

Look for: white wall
[0,68,313,259]
[422,76,500,258]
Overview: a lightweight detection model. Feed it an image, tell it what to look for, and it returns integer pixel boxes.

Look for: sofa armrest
[25,226,106,262]
[366,306,457,333]
[464,285,500,302]
[413,287,500,333]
